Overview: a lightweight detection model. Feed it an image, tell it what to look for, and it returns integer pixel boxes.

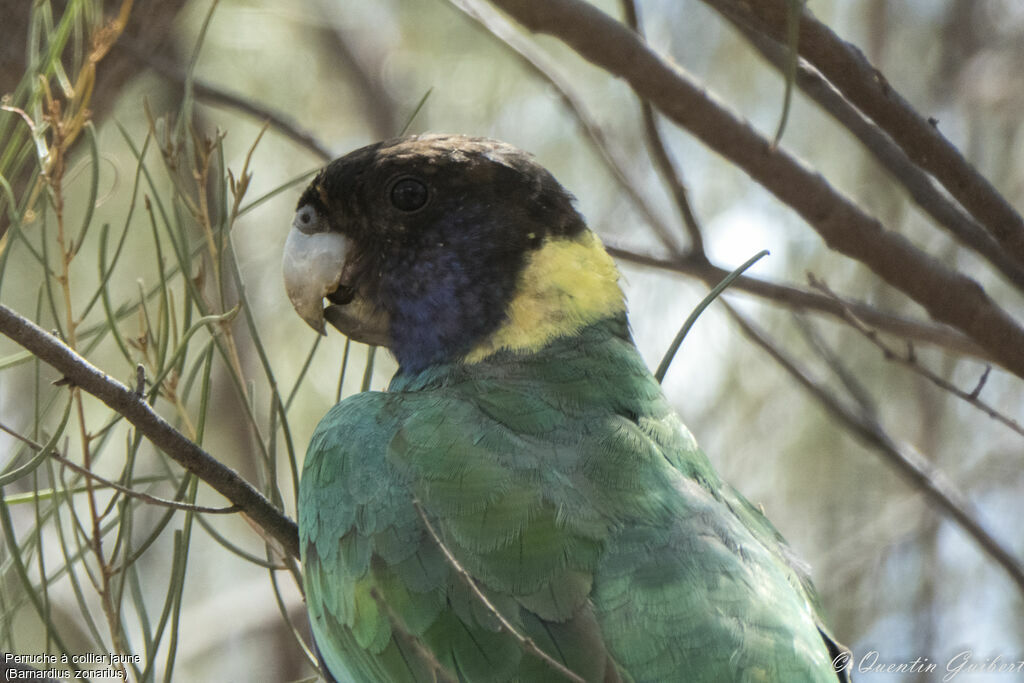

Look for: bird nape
[283,133,851,683]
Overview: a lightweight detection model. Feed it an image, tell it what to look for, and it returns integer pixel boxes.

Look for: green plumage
[286,134,848,682]
[300,314,843,682]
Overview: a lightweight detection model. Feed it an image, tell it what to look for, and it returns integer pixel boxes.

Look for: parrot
[282,134,851,683]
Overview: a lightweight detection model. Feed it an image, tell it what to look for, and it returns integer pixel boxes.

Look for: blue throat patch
[383,212,527,374]
[386,228,625,375]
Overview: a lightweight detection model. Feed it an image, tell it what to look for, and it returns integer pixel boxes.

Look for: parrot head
[283,134,625,373]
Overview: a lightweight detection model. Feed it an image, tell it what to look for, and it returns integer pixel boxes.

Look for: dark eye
[293,204,322,234]
[390,177,429,212]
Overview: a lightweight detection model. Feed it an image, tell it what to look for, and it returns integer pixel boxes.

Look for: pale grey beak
[282,222,348,335]
[283,206,390,346]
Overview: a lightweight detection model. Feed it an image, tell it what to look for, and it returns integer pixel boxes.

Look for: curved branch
[713,4,1024,293]
[487,0,1024,380]
[806,274,1024,440]
[606,245,990,359]
[705,0,1024,268]
[619,0,705,256]
[725,302,1024,597]
[0,303,300,559]
[448,0,685,256]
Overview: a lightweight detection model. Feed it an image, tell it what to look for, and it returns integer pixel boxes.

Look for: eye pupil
[391,178,428,211]
[293,205,321,234]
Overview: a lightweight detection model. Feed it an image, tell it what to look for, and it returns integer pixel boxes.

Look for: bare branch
[605,245,990,360]
[703,0,1024,267]
[791,314,879,424]
[723,301,1024,597]
[449,0,685,256]
[968,366,991,401]
[56,452,240,515]
[807,274,1024,440]
[0,303,300,559]
[619,0,705,256]
[0,420,240,513]
[486,0,1024,380]
[713,3,1024,292]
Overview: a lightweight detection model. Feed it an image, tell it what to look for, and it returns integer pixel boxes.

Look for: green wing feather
[300,315,844,682]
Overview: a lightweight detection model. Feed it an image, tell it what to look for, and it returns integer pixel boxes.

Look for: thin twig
[368,588,459,683]
[0,303,300,558]
[713,3,1024,293]
[701,0,1024,267]
[449,0,684,257]
[807,273,1024,440]
[133,362,145,396]
[723,301,1024,597]
[655,249,768,383]
[605,244,990,360]
[486,0,1024,380]
[0,421,240,514]
[412,500,586,683]
[55,454,239,515]
[968,367,991,401]
[619,0,705,256]
[791,313,879,424]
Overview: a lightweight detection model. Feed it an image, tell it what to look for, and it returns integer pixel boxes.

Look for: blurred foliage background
[1,0,1022,681]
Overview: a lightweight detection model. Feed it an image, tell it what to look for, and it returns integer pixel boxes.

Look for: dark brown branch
[449,0,685,256]
[714,3,1024,292]
[606,245,990,360]
[619,0,705,256]
[724,302,1024,597]
[968,366,991,400]
[487,0,1024,380]
[0,303,300,559]
[807,274,1024,440]
[792,314,879,424]
[704,0,1024,267]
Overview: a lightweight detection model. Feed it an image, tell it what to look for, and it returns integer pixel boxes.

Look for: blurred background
[1,0,1022,680]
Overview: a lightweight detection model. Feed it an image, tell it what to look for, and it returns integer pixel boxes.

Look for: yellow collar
[463,230,625,363]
